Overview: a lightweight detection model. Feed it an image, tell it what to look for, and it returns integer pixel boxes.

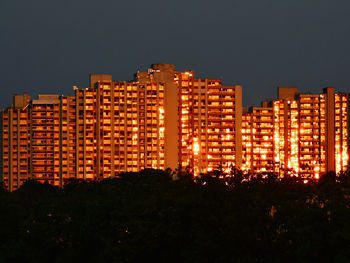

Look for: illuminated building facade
[242,87,349,179]
[242,102,274,174]
[78,77,167,178]
[176,71,242,175]
[0,95,31,191]
[0,64,243,190]
[31,95,62,186]
[1,66,349,191]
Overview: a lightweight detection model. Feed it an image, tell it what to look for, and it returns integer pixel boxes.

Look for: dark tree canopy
[1,169,350,263]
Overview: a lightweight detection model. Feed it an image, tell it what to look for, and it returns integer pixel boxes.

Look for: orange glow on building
[0,68,349,191]
[242,87,349,179]
[242,102,274,174]
[0,94,31,191]
[177,71,242,175]
[0,64,244,190]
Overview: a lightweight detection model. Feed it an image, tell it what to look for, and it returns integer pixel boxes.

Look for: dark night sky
[1,0,350,109]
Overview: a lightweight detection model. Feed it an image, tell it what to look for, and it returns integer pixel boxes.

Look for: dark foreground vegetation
[1,170,350,263]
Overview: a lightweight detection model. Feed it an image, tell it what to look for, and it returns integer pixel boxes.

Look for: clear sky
[1,0,350,109]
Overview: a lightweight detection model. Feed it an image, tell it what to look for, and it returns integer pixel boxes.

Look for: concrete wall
[325,87,335,172]
[13,94,30,109]
[278,87,298,100]
[235,85,243,168]
[90,74,112,88]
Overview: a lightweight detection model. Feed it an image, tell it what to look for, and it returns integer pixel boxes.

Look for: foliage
[1,169,350,262]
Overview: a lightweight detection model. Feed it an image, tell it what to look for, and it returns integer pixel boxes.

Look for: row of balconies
[1,170,28,175]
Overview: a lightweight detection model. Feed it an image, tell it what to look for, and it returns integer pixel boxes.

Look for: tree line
[1,169,350,262]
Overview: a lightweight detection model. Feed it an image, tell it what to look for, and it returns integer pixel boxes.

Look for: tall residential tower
[0,64,243,190]
[242,87,349,178]
[1,65,349,191]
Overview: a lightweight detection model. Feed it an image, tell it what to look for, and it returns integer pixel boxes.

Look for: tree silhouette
[0,169,350,262]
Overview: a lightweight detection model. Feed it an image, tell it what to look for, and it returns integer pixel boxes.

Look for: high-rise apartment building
[242,101,274,174]
[1,65,349,191]
[242,87,349,179]
[176,71,242,175]
[30,95,62,186]
[0,64,243,190]
[0,95,31,191]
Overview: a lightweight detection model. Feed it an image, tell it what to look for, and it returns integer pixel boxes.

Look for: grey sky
[1,0,350,108]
